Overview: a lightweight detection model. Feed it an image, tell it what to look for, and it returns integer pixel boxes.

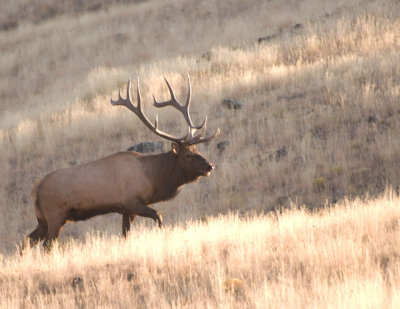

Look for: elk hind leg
[43,218,66,251]
[23,219,48,250]
[122,214,136,237]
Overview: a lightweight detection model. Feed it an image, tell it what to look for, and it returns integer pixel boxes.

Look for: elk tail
[31,182,46,222]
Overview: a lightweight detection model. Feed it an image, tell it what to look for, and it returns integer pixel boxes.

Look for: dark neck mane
[141,151,195,204]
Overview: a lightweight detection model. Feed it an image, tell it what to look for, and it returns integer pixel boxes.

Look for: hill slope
[0,0,400,254]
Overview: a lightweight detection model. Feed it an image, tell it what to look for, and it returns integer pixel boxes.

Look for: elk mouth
[201,163,215,176]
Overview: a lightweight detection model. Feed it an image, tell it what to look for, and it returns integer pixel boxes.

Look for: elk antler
[111,78,188,144]
[153,74,220,145]
[111,75,220,145]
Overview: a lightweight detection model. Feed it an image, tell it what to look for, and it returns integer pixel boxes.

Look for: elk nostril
[208,163,215,171]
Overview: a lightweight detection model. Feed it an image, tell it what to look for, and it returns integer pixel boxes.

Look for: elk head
[111,74,220,179]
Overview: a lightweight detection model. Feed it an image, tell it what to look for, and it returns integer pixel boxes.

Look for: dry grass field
[2,194,400,308]
[1,0,400,307]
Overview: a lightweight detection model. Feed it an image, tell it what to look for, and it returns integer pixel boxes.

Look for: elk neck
[142,151,195,203]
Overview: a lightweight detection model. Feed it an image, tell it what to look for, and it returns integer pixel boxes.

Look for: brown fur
[24,144,215,249]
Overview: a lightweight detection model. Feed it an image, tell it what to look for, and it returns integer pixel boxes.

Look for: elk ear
[171,143,179,154]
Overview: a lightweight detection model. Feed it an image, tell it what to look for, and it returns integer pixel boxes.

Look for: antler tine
[185,73,192,110]
[188,128,221,145]
[111,79,135,111]
[152,78,180,108]
[153,75,205,131]
[185,117,207,143]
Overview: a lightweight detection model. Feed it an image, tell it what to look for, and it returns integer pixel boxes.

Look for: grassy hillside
[1,194,400,308]
[1,0,400,307]
[0,0,360,126]
[1,0,400,254]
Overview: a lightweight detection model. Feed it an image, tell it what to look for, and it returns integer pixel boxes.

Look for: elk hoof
[157,213,163,228]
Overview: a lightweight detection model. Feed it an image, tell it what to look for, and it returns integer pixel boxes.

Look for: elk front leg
[122,214,136,237]
[127,203,163,228]
[138,206,163,228]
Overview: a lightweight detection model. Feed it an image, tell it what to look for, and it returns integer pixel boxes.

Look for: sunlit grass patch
[1,193,400,307]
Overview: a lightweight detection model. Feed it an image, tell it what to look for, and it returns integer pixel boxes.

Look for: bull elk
[24,75,219,250]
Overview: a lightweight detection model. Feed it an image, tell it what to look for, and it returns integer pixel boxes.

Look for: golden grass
[1,193,400,308]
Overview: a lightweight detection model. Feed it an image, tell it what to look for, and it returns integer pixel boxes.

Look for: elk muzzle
[204,162,215,176]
